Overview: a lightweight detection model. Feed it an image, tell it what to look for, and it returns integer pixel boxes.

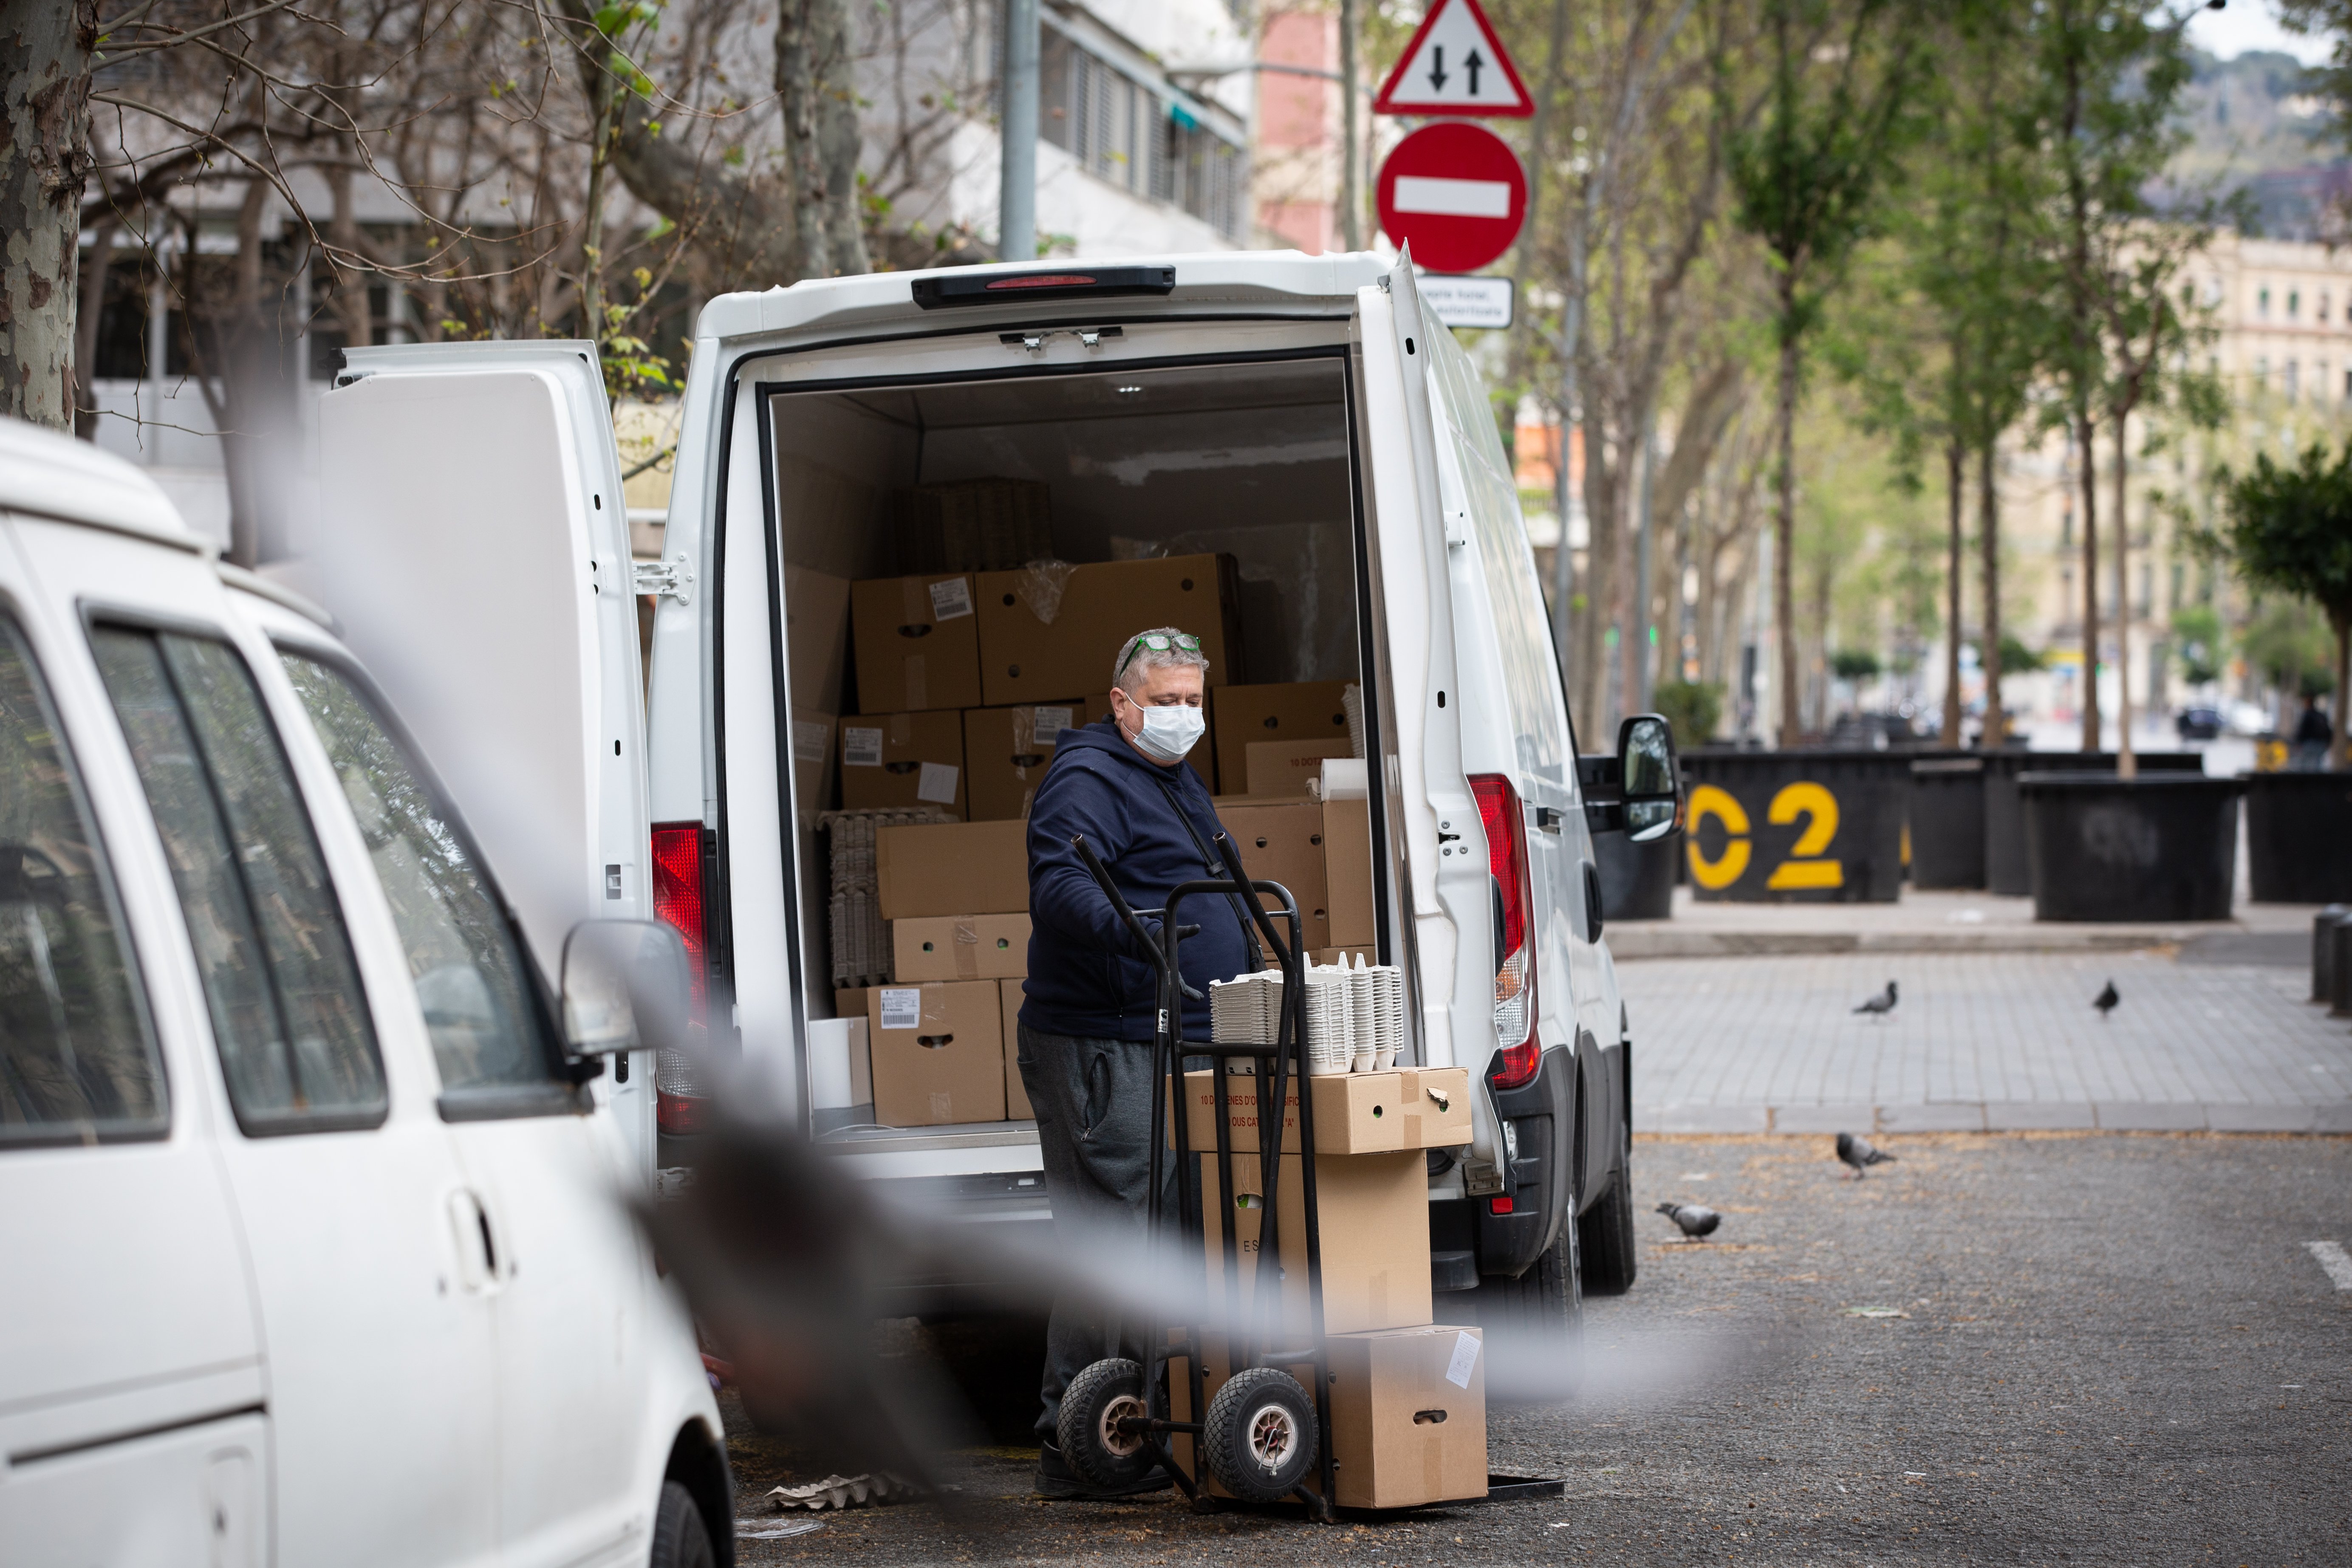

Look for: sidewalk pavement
[1606,886,2324,959]
[1617,945,2352,1136]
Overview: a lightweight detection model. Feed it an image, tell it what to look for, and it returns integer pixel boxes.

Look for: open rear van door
[305,342,656,1170]
[1350,260,1497,1131]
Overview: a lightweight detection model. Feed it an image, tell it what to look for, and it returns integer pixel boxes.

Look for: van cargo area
[767,353,1386,1149]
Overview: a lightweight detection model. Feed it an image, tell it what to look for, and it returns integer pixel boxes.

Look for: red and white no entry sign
[1375,122,1527,275]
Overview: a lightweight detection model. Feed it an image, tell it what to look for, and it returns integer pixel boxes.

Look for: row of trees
[1482,0,2249,754]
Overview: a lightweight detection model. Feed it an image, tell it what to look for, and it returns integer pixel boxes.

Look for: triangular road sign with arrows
[1372,0,1533,118]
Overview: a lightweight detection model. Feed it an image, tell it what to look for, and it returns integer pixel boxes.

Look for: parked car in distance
[292,254,1683,1348]
[2177,706,2225,740]
[0,418,730,1568]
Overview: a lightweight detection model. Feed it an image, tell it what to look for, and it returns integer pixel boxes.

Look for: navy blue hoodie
[1020,719,1254,1043]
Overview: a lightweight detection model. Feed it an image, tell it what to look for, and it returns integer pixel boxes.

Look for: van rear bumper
[1472,1043,1576,1279]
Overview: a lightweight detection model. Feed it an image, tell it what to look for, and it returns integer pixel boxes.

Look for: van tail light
[650,822,710,1134]
[1471,774,1540,1090]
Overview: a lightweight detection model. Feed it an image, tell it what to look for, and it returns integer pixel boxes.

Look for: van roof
[0,416,202,552]
[695,250,1389,344]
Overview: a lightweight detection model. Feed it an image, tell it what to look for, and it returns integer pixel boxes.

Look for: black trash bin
[1594,826,1678,921]
[2317,906,2349,1005]
[1909,758,1986,889]
[2019,772,2243,922]
[1678,750,1912,902]
[2333,914,2352,1018]
[2245,772,2352,904]
[1984,751,2207,895]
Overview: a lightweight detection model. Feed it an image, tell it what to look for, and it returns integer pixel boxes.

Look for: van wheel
[1203,1368,1317,1503]
[1471,1210,1583,1357]
[1577,1123,1638,1297]
[650,1480,716,1568]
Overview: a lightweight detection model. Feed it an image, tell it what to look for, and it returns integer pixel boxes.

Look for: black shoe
[1033,1440,1172,1500]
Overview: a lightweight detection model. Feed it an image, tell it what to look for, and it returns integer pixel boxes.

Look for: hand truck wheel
[1202,1367,1317,1503]
[1056,1358,1156,1490]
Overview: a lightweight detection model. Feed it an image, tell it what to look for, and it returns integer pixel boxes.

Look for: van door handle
[448,1189,503,1293]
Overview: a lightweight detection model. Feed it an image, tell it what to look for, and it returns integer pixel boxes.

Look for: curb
[1637,1102,2352,1135]
[1608,928,2214,959]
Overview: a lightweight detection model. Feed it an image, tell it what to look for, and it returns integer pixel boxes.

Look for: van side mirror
[561,919,692,1056]
[1616,715,1682,843]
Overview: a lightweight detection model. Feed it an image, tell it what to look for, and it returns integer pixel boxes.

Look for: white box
[807,1016,872,1110]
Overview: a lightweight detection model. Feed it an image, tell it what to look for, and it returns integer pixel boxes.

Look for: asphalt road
[727,1133,2351,1564]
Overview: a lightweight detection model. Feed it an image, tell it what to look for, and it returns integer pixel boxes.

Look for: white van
[304,254,1678,1345]
[0,421,729,1566]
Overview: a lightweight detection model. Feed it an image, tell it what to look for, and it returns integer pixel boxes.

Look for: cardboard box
[1399,1067,1472,1149]
[1322,795,1376,948]
[867,981,1005,1127]
[835,986,877,1020]
[1175,1068,1405,1156]
[963,703,1079,821]
[1220,801,1329,952]
[893,913,1031,981]
[1000,979,1033,1119]
[838,710,967,818]
[975,554,1243,708]
[876,819,1029,919]
[1245,738,1357,801]
[850,574,983,715]
[1167,1326,1486,1509]
[1200,1151,1431,1336]
[1211,681,1354,795]
[893,477,1053,573]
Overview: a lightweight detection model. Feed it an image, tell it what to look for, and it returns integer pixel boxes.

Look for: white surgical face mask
[1131,702,1205,764]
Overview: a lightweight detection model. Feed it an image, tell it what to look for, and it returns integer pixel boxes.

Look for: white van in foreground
[0,422,729,1566]
[303,254,1677,1343]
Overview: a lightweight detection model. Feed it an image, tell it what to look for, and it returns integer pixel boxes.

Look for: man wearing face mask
[1017,626,1255,1498]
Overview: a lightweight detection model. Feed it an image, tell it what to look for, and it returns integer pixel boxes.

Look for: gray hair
[1112,626,1211,695]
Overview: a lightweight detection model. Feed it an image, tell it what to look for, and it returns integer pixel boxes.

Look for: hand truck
[1055,830,1337,1519]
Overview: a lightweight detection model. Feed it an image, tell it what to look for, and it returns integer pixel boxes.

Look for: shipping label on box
[850,574,983,714]
[975,554,1242,708]
[999,979,1033,1119]
[893,913,1031,982]
[1322,795,1376,948]
[1399,1067,1472,1148]
[1176,1069,1404,1156]
[839,710,967,818]
[876,818,1029,919]
[1200,1151,1431,1336]
[1244,737,1357,801]
[1218,801,1330,952]
[1210,681,1354,795]
[868,980,1005,1127]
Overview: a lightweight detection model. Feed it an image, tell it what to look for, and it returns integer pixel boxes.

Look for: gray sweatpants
[1016,1023,1183,1441]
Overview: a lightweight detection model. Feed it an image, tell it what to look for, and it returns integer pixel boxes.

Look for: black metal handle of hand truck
[1069,833,1165,968]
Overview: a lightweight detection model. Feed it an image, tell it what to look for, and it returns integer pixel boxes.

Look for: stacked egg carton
[1299,966,1354,1076]
[817,805,953,986]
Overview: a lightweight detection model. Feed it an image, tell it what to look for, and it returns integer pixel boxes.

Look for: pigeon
[2092,980,2119,1018]
[1853,980,1899,1020]
[1836,1132,1897,1178]
[1656,1201,1721,1240]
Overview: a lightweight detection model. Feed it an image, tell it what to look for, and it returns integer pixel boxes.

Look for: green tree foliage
[1652,680,1726,749]
[2170,605,2225,687]
[2221,445,2352,765]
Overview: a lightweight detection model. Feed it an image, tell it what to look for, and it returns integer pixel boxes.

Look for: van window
[1422,326,1572,783]
[91,626,385,1134]
[278,653,558,1099]
[0,613,164,1146]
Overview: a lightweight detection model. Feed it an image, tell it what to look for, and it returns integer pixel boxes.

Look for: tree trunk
[2111,409,2134,778]
[2077,412,2099,752]
[1774,305,1801,746]
[1579,412,1617,736]
[1979,439,2004,747]
[778,0,872,280]
[0,0,95,430]
[1943,438,1965,749]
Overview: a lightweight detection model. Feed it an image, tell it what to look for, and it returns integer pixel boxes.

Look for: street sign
[1419,274,1514,329]
[1372,0,1533,118]
[1376,123,1527,274]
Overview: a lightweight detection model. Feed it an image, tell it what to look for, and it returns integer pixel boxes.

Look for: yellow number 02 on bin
[1685,781,1845,892]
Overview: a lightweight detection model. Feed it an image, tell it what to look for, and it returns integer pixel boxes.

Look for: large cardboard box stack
[975,554,1244,707]
[893,478,1053,573]
[867,979,1005,1127]
[1210,681,1354,796]
[964,702,1081,822]
[1220,801,1331,952]
[850,573,982,714]
[839,711,967,818]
